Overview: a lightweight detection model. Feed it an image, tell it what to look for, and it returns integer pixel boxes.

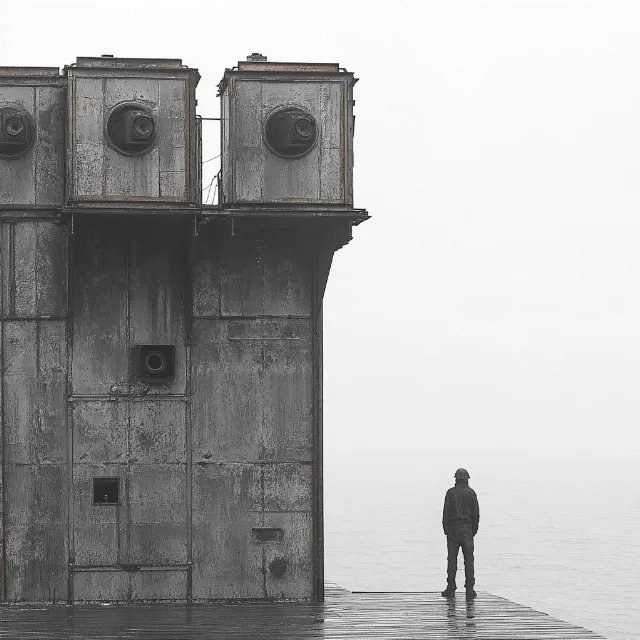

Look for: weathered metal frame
[219,67,356,207]
[65,59,200,207]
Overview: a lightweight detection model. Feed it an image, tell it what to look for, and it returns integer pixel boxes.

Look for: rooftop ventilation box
[0,68,65,208]
[218,58,356,207]
[65,57,200,208]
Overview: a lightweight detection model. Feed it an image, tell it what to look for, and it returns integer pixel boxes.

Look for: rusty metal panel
[2,321,37,463]
[72,401,128,464]
[219,235,263,317]
[34,86,65,205]
[235,82,262,147]
[0,320,66,463]
[191,320,262,462]
[234,147,264,202]
[129,226,187,395]
[73,463,126,566]
[12,223,37,315]
[130,570,187,600]
[319,148,343,202]
[220,87,231,205]
[191,319,312,463]
[104,148,161,200]
[263,463,312,512]
[263,151,319,202]
[199,232,311,318]
[0,321,3,601]
[128,464,187,565]
[1,223,8,316]
[4,464,68,601]
[73,571,129,602]
[11,221,67,318]
[192,463,262,599]
[5,523,68,602]
[37,320,67,460]
[34,222,67,316]
[130,401,186,464]
[71,78,103,198]
[192,226,221,317]
[260,320,313,462]
[261,238,312,317]
[71,223,128,395]
[263,511,313,599]
[5,463,67,525]
[158,79,188,200]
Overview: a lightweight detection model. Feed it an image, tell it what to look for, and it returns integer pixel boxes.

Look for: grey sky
[3,0,639,457]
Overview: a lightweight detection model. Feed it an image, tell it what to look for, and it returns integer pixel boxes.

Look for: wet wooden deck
[0,583,607,639]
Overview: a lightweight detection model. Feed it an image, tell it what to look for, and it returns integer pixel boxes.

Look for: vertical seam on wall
[311,254,324,602]
[34,222,39,317]
[125,236,131,576]
[101,78,107,198]
[65,221,74,602]
[8,224,15,316]
[36,320,41,461]
[33,88,38,206]
[186,227,193,602]
[1,319,6,602]
[261,461,267,599]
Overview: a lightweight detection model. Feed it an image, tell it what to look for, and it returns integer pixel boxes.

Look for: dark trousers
[446,522,474,589]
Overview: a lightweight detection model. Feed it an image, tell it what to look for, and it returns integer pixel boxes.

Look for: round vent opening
[264,107,317,158]
[144,352,167,374]
[0,107,35,159]
[106,103,156,155]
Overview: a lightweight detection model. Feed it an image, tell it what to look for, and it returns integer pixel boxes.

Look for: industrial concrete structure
[0,55,367,603]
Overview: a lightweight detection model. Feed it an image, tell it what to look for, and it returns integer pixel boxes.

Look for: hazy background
[2,1,639,637]
[3,0,639,458]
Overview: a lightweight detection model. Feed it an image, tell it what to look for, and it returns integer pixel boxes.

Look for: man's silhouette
[441,468,479,600]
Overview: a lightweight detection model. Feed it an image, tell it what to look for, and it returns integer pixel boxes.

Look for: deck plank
[0,584,608,639]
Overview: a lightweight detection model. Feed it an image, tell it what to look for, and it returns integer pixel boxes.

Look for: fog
[4,0,639,457]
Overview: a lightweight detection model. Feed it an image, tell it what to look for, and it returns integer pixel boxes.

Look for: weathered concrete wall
[0,217,69,602]
[191,224,315,598]
[0,215,325,603]
[61,218,319,601]
[69,219,189,601]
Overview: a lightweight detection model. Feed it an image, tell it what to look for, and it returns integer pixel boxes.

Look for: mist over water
[325,453,640,640]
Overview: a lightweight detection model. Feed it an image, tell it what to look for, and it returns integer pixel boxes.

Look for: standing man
[441,468,479,600]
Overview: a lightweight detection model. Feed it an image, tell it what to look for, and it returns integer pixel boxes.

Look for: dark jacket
[442,482,480,536]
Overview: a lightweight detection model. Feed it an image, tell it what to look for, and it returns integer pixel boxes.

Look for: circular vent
[264,107,317,158]
[0,107,36,159]
[106,103,156,155]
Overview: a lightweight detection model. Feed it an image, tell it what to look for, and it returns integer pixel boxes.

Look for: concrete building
[0,55,366,603]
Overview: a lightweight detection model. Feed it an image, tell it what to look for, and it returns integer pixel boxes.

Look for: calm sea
[324,453,640,640]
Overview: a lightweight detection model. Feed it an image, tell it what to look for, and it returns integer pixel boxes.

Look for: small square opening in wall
[93,478,119,505]
[137,345,175,384]
[251,527,284,543]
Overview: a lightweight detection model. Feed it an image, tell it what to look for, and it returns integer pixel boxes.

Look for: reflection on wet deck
[0,583,607,639]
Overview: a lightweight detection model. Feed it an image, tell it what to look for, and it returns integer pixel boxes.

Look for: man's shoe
[465,589,477,600]
[441,588,456,597]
